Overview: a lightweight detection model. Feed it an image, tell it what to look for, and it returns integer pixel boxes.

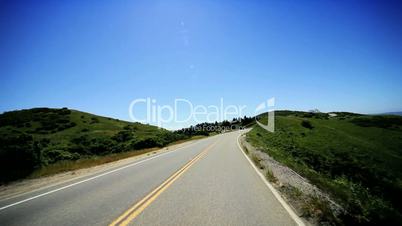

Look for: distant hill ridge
[380,111,402,116]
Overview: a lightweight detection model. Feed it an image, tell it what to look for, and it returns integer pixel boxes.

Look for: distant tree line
[174,116,254,136]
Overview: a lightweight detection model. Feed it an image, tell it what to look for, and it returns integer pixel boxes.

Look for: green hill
[0,108,187,183]
[247,111,402,225]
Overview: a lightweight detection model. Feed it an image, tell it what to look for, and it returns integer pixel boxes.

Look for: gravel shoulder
[239,133,344,225]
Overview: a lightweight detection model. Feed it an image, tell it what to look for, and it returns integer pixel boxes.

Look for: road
[0,130,300,226]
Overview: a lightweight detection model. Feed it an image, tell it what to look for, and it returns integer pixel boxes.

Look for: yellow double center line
[110,142,217,226]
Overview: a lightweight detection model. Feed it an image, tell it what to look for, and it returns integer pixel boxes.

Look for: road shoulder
[0,138,203,201]
[237,132,306,226]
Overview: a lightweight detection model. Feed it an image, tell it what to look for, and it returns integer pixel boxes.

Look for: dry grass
[265,169,278,183]
[300,196,339,224]
[243,145,249,154]
[29,135,206,179]
[29,148,158,178]
[280,184,340,225]
[251,154,264,170]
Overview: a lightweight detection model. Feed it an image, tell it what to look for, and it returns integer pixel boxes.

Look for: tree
[0,131,41,182]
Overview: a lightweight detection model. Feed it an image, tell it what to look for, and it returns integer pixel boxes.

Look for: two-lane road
[0,130,301,226]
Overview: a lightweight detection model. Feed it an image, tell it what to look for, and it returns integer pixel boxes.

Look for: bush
[112,130,133,142]
[70,135,92,154]
[131,137,163,150]
[90,117,99,124]
[301,120,314,129]
[70,135,118,155]
[0,131,41,183]
[88,137,117,155]
[43,149,80,163]
[266,169,278,183]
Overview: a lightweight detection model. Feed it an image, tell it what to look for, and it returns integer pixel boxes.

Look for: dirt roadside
[239,133,344,225]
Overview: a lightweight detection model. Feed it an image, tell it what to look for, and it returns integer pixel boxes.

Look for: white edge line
[0,138,208,211]
[236,133,305,226]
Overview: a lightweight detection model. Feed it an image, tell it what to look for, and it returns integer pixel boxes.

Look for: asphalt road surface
[0,130,300,226]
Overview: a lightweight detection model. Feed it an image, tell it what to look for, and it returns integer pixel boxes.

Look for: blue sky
[1,0,402,129]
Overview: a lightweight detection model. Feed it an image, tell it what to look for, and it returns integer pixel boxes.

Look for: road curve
[0,130,298,226]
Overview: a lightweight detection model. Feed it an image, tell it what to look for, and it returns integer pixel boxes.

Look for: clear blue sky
[1,0,402,129]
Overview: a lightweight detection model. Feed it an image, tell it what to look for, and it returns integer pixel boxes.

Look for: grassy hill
[247,111,402,225]
[0,108,188,183]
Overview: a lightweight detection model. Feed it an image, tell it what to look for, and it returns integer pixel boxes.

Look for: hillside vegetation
[247,111,402,225]
[0,108,188,183]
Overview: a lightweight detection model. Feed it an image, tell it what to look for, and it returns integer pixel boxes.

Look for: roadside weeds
[30,135,207,179]
[0,136,206,200]
[239,133,343,226]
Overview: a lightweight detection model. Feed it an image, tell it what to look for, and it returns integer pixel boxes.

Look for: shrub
[68,135,91,154]
[0,131,41,183]
[131,137,163,150]
[301,120,313,129]
[123,125,132,130]
[112,130,133,142]
[43,149,80,163]
[251,154,264,169]
[88,137,117,155]
[266,169,278,183]
[70,135,117,155]
[90,117,99,124]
